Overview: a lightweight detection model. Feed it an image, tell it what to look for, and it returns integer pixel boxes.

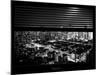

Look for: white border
[0,0,97,75]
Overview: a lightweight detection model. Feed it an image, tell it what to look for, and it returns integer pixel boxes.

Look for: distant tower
[69,24,72,28]
[60,26,64,28]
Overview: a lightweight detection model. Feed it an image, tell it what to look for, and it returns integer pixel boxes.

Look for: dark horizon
[12,1,95,28]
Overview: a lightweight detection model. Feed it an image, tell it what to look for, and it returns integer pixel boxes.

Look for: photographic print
[11,0,96,74]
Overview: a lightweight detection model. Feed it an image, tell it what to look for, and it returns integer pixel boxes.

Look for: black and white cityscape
[12,0,95,74]
[14,31,93,65]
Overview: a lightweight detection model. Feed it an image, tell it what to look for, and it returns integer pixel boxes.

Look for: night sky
[13,1,95,28]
